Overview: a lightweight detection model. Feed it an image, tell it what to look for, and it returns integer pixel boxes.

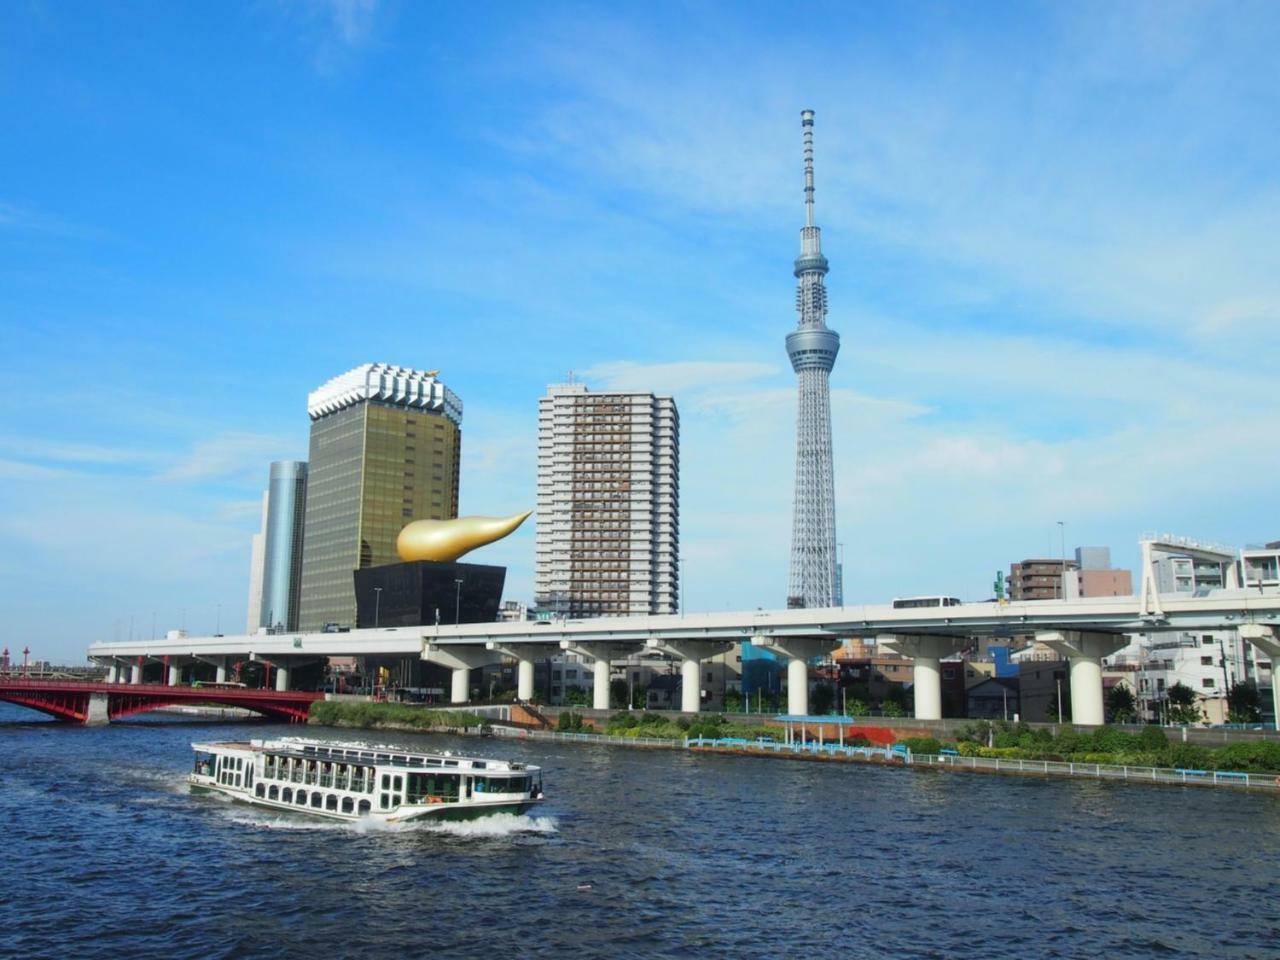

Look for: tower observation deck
[786,109,840,608]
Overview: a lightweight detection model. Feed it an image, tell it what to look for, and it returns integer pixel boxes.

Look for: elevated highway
[85,592,1280,727]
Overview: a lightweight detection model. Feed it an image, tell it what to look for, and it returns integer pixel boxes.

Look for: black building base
[354,561,507,628]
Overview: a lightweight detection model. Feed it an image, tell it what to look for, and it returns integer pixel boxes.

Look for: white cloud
[158,432,297,484]
[0,436,162,466]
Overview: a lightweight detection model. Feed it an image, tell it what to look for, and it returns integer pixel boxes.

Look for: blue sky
[3,1,1278,662]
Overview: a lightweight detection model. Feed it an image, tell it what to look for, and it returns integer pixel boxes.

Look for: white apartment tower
[535,384,679,618]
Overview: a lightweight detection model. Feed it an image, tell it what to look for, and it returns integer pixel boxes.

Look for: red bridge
[0,678,322,724]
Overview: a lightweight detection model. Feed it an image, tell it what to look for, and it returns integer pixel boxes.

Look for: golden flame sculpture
[396,511,532,563]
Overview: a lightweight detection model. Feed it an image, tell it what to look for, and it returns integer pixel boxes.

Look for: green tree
[881,699,906,718]
[564,687,589,707]
[609,678,629,710]
[1227,681,1262,723]
[1107,684,1137,723]
[811,682,835,715]
[723,689,744,713]
[1165,682,1204,726]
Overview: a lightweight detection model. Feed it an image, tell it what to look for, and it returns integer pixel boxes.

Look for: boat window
[269,786,279,801]
[296,791,307,805]
[406,773,460,803]
[310,793,322,809]
[255,784,265,799]
[282,788,293,803]
[358,800,371,816]
[341,797,354,814]
[393,775,402,794]
[326,795,338,811]
[381,774,390,790]
[380,793,389,810]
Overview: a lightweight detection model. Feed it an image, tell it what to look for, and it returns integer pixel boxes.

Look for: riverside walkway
[490,726,1280,793]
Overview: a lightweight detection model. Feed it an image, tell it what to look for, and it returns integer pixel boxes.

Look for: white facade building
[1114,538,1277,722]
[535,384,679,618]
[245,491,268,634]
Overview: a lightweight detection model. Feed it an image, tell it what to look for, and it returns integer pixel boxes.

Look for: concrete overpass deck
[84,592,1280,727]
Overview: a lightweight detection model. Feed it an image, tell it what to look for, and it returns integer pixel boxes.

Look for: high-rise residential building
[535,383,679,618]
[786,108,841,609]
[245,490,267,633]
[258,460,309,632]
[298,364,462,632]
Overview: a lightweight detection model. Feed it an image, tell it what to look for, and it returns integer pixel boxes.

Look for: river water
[2,704,1278,960]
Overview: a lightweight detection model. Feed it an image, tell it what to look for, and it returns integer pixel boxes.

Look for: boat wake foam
[412,812,559,838]
[213,807,557,836]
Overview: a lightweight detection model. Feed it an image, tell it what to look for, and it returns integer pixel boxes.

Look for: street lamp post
[1056,677,1063,725]
[373,587,382,628]
[454,578,464,625]
[23,646,30,678]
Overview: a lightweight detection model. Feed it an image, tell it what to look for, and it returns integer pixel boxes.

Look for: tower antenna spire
[802,108,816,227]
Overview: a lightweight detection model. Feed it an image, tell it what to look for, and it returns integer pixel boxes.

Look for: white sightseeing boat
[190,737,544,823]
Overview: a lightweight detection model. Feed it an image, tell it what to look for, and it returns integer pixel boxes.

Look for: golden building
[297,364,462,632]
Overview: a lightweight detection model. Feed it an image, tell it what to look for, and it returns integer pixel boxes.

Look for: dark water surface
[3,705,1279,960]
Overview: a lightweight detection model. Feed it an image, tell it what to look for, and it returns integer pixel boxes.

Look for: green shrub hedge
[308,700,482,730]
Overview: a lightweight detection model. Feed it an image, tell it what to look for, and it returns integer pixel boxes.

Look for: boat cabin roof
[191,738,535,774]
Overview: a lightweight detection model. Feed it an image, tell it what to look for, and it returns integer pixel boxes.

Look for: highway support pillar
[1240,625,1280,731]
[103,661,120,684]
[645,639,733,713]
[215,659,228,684]
[750,636,841,717]
[86,693,109,726]
[422,643,499,704]
[877,635,967,721]
[130,660,143,685]
[275,662,291,692]
[1037,631,1127,726]
[560,641,639,711]
[167,660,182,686]
[486,643,559,702]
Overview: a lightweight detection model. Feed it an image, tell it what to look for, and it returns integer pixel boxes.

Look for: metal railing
[907,752,1280,790]
[682,737,1280,791]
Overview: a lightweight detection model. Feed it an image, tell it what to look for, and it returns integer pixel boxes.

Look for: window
[1202,636,1214,645]
[1202,678,1215,688]
[342,797,354,814]
[282,788,293,803]
[1201,656,1213,666]
[326,795,338,811]
[311,793,323,808]
[358,800,371,816]
[296,791,307,806]
[269,786,279,801]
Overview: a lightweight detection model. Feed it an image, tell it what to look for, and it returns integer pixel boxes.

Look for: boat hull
[189,776,542,824]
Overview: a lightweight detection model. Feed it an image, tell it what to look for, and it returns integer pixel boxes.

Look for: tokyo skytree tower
[786,109,841,609]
